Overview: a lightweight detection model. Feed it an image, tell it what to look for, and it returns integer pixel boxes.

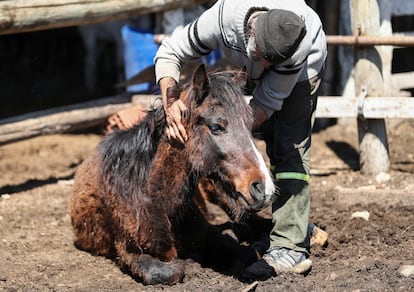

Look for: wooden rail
[326,35,414,47]
[0,94,134,145]
[0,0,209,35]
[316,96,414,119]
[0,94,413,146]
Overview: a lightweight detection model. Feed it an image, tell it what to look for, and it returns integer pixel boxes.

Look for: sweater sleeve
[154,1,222,84]
[252,61,306,116]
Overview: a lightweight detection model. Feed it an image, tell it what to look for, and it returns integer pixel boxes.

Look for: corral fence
[0,0,413,176]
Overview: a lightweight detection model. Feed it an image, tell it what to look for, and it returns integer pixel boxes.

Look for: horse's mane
[99,105,166,200]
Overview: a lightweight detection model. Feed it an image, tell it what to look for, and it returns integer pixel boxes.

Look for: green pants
[260,75,321,254]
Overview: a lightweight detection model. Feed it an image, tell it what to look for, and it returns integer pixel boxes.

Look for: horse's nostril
[250,181,265,200]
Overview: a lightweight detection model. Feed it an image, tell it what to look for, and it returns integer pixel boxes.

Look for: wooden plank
[138,95,414,119]
[363,97,414,118]
[0,93,165,145]
[0,94,135,145]
[326,35,414,46]
[315,97,357,118]
[136,95,414,119]
[0,0,209,35]
[316,97,414,119]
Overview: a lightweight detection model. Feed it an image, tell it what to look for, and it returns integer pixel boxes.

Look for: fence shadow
[326,140,360,171]
[0,174,74,195]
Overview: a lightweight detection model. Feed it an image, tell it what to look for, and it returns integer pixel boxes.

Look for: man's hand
[159,77,188,144]
[165,99,188,143]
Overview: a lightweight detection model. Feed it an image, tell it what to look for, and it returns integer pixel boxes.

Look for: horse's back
[70,151,116,257]
[70,115,161,258]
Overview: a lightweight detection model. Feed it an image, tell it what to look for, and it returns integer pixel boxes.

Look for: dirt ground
[1,118,413,291]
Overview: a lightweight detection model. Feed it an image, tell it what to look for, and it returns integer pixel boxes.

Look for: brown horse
[70,64,276,285]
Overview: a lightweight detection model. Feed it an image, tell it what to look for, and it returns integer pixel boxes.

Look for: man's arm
[154,2,222,143]
[249,99,269,131]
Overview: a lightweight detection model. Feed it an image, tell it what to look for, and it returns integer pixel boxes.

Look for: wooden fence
[1,0,414,176]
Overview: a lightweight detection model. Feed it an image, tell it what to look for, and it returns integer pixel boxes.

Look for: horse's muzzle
[248,180,275,211]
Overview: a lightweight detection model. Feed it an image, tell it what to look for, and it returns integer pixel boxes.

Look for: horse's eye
[209,123,226,134]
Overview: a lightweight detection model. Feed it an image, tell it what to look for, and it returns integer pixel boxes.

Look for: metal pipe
[326,35,414,47]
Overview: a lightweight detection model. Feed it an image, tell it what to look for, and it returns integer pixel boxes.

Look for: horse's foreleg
[114,239,185,285]
[114,202,179,258]
[177,202,260,269]
[203,224,261,270]
[138,206,179,261]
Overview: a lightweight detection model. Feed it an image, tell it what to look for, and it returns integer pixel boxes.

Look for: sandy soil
[1,118,413,291]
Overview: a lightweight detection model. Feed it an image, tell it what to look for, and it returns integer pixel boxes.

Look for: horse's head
[181,64,276,218]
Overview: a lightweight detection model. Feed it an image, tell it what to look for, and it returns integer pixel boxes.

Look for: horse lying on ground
[70,64,276,285]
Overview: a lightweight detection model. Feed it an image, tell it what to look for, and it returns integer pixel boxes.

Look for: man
[155,0,327,278]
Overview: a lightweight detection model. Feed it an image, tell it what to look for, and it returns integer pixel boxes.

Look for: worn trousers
[260,74,322,254]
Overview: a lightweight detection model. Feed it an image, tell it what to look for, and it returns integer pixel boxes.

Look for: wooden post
[350,0,390,175]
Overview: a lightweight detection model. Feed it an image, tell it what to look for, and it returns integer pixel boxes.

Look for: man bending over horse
[154,0,327,280]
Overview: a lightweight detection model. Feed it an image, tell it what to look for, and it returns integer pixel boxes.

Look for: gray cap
[254,9,306,64]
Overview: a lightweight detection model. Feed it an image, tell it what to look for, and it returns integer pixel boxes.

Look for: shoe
[263,247,312,274]
[308,223,329,247]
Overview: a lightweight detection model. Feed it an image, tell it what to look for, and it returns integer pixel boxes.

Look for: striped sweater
[154,0,327,114]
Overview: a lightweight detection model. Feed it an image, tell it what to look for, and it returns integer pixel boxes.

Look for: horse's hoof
[138,254,185,285]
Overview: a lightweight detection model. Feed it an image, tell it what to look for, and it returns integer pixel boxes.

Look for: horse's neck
[146,140,195,206]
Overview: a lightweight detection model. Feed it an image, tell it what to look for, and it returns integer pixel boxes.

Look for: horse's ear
[232,67,248,89]
[192,64,210,105]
